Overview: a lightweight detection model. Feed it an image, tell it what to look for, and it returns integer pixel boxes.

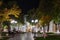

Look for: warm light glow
[35,19,38,23]
[26,22,30,26]
[31,20,34,23]
[31,19,38,23]
[0,1,3,6]
[11,20,17,23]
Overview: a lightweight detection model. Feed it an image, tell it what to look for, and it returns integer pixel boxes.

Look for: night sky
[4,0,39,15]
[17,0,39,10]
[17,0,39,14]
[3,0,39,15]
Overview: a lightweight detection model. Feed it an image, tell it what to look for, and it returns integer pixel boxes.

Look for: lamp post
[31,19,38,36]
[10,20,18,32]
[31,19,38,25]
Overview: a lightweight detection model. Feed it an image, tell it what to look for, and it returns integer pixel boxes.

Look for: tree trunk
[43,25,47,38]
[43,26,45,34]
[0,22,2,39]
[6,22,11,36]
[47,23,49,32]
[7,25,11,35]
[53,21,57,32]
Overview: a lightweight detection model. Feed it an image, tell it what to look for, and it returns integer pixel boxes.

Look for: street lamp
[10,20,18,32]
[35,19,38,23]
[31,20,34,23]
[11,20,17,23]
[31,19,38,25]
[31,19,38,23]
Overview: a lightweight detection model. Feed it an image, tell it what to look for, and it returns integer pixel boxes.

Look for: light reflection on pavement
[8,32,34,40]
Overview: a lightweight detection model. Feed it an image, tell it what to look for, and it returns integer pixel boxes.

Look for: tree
[27,8,36,22]
[53,0,60,22]
[36,0,60,32]
[27,0,55,38]
[51,0,60,32]
[0,1,21,39]
[27,0,60,38]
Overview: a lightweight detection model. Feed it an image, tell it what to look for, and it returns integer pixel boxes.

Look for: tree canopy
[0,0,22,23]
[27,0,60,25]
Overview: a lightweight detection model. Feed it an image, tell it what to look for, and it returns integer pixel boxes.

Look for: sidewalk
[8,33,34,40]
